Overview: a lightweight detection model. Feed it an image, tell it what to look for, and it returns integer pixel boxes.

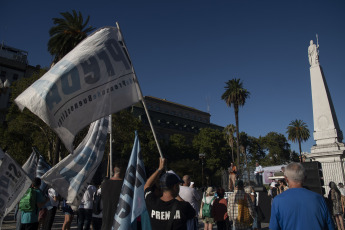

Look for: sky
[1,0,345,154]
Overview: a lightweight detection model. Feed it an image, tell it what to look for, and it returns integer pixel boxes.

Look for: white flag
[0,149,31,228]
[15,27,141,152]
[41,116,108,207]
[22,148,38,180]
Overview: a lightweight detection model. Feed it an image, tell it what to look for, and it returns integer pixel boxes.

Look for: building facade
[0,43,40,123]
[131,96,223,143]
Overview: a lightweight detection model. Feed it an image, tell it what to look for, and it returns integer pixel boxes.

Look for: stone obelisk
[307,37,345,192]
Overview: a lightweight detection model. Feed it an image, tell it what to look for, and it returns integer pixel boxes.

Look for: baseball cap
[160,171,183,188]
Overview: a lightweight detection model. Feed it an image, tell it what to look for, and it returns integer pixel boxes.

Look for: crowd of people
[15,159,345,230]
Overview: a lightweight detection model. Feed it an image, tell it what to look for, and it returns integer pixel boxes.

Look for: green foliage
[48,10,95,63]
[286,119,310,155]
[259,132,291,165]
[193,128,229,183]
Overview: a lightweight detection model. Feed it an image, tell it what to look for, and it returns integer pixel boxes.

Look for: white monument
[307,35,345,194]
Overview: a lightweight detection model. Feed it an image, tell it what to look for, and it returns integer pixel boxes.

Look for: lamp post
[199,153,205,188]
[0,79,10,95]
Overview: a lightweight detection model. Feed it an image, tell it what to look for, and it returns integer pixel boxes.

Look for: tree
[48,10,95,63]
[259,132,291,165]
[224,124,236,163]
[286,119,310,160]
[47,10,95,164]
[221,78,250,173]
[193,128,229,186]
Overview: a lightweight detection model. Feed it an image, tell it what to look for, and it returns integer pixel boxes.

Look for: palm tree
[286,119,310,161]
[47,10,95,164]
[221,79,250,173]
[224,124,236,163]
[48,10,95,63]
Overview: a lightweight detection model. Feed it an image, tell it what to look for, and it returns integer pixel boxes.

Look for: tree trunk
[298,139,302,162]
[234,105,240,178]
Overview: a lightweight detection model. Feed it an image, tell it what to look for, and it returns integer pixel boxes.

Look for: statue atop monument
[308,36,319,67]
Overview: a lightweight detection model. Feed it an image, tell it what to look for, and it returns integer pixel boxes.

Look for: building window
[13,74,18,80]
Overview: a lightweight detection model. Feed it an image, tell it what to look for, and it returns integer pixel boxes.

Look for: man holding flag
[144,158,195,230]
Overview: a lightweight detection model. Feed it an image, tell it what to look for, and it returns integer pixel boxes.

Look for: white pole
[116,22,164,158]
[109,114,113,177]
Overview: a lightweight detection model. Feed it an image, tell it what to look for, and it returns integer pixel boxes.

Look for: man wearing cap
[227,180,256,230]
[144,158,195,230]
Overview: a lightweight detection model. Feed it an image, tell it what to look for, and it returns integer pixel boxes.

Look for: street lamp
[0,79,10,95]
[199,153,206,188]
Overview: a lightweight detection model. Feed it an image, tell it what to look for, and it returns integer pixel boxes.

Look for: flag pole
[116,22,164,159]
[109,114,113,177]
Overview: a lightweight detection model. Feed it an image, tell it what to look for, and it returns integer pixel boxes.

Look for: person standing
[212,188,228,230]
[62,200,74,230]
[92,186,102,230]
[20,178,49,230]
[329,181,345,230]
[228,163,237,192]
[101,163,124,230]
[227,180,256,230]
[200,187,215,230]
[144,158,195,230]
[78,184,97,230]
[43,187,59,229]
[179,175,201,230]
[269,163,334,230]
[254,162,263,186]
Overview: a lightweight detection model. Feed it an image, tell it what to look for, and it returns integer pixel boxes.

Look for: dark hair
[216,187,225,198]
[32,177,41,188]
[329,181,341,196]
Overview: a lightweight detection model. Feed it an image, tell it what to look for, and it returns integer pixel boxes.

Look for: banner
[22,148,38,180]
[0,148,31,228]
[36,154,52,192]
[15,26,141,152]
[41,116,108,207]
[113,131,150,230]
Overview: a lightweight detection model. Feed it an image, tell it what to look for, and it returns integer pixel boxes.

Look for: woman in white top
[199,187,215,230]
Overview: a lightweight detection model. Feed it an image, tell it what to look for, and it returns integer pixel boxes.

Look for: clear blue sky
[2,0,345,154]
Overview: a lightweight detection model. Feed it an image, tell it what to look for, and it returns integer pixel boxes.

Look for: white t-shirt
[254,165,263,175]
[79,185,97,209]
[179,185,201,213]
[48,188,59,208]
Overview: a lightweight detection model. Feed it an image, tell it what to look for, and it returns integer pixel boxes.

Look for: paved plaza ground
[2,209,269,230]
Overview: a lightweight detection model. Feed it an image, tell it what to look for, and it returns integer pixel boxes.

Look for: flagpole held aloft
[115,22,164,159]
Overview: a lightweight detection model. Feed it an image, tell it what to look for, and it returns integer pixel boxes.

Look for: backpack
[92,192,102,215]
[202,195,215,218]
[19,188,37,212]
[237,194,253,226]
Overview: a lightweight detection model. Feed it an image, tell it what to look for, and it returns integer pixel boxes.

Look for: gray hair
[285,162,305,183]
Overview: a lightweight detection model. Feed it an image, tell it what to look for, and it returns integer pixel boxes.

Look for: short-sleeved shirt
[21,188,45,224]
[145,187,196,230]
[79,185,97,209]
[179,186,201,213]
[48,188,59,208]
[101,179,123,230]
[269,188,334,230]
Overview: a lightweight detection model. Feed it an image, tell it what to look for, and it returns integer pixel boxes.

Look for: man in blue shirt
[269,162,334,230]
[20,177,49,230]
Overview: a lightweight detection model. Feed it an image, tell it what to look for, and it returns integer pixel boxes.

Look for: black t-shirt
[144,187,196,230]
[101,179,123,230]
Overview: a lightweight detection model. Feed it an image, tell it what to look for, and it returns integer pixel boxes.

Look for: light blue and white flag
[0,148,31,228]
[41,116,108,207]
[113,131,151,230]
[22,147,38,181]
[36,154,52,192]
[15,26,141,152]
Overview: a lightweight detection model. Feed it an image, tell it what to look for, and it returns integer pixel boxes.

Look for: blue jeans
[77,208,92,230]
